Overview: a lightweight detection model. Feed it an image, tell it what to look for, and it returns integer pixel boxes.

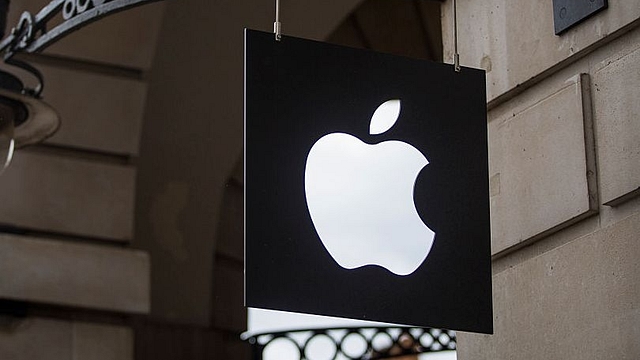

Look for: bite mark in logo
[304,99,435,276]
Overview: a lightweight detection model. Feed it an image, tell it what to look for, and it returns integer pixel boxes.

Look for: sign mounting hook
[274,0,281,41]
[453,0,460,72]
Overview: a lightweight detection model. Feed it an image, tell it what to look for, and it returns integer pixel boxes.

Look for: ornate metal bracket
[243,326,456,360]
[0,0,163,167]
[0,0,163,95]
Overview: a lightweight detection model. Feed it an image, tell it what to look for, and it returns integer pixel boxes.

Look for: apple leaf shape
[369,99,401,135]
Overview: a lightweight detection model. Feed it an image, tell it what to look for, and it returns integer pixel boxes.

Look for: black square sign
[245,29,492,334]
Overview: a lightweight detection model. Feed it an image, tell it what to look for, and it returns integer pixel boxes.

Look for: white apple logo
[304,99,435,276]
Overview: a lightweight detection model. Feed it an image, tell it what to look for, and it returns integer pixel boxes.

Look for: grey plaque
[553,0,608,35]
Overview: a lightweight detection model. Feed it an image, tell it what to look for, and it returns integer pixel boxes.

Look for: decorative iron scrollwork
[243,326,456,360]
[1,0,164,57]
[0,0,163,158]
[0,0,162,94]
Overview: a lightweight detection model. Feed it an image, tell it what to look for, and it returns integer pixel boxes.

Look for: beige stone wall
[0,1,165,359]
[441,1,640,358]
[0,319,135,360]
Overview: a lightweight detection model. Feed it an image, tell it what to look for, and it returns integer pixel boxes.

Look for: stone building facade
[0,0,638,359]
[439,0,640,358]
[0,1,165,359]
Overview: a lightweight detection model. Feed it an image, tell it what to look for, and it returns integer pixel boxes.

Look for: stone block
[6,0,166,70]
[441,0,640,101]
[73,322,134,360]
[0,318,72,360]
[0,152,135,241]
[489,75,597,255]
[0,234,150,313]
[593,46,640,206]
[39,65,148,155]
[457,212,640,360]
[0,318,134,360]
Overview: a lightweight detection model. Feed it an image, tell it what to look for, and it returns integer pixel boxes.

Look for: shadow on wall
[133,0,443,359]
